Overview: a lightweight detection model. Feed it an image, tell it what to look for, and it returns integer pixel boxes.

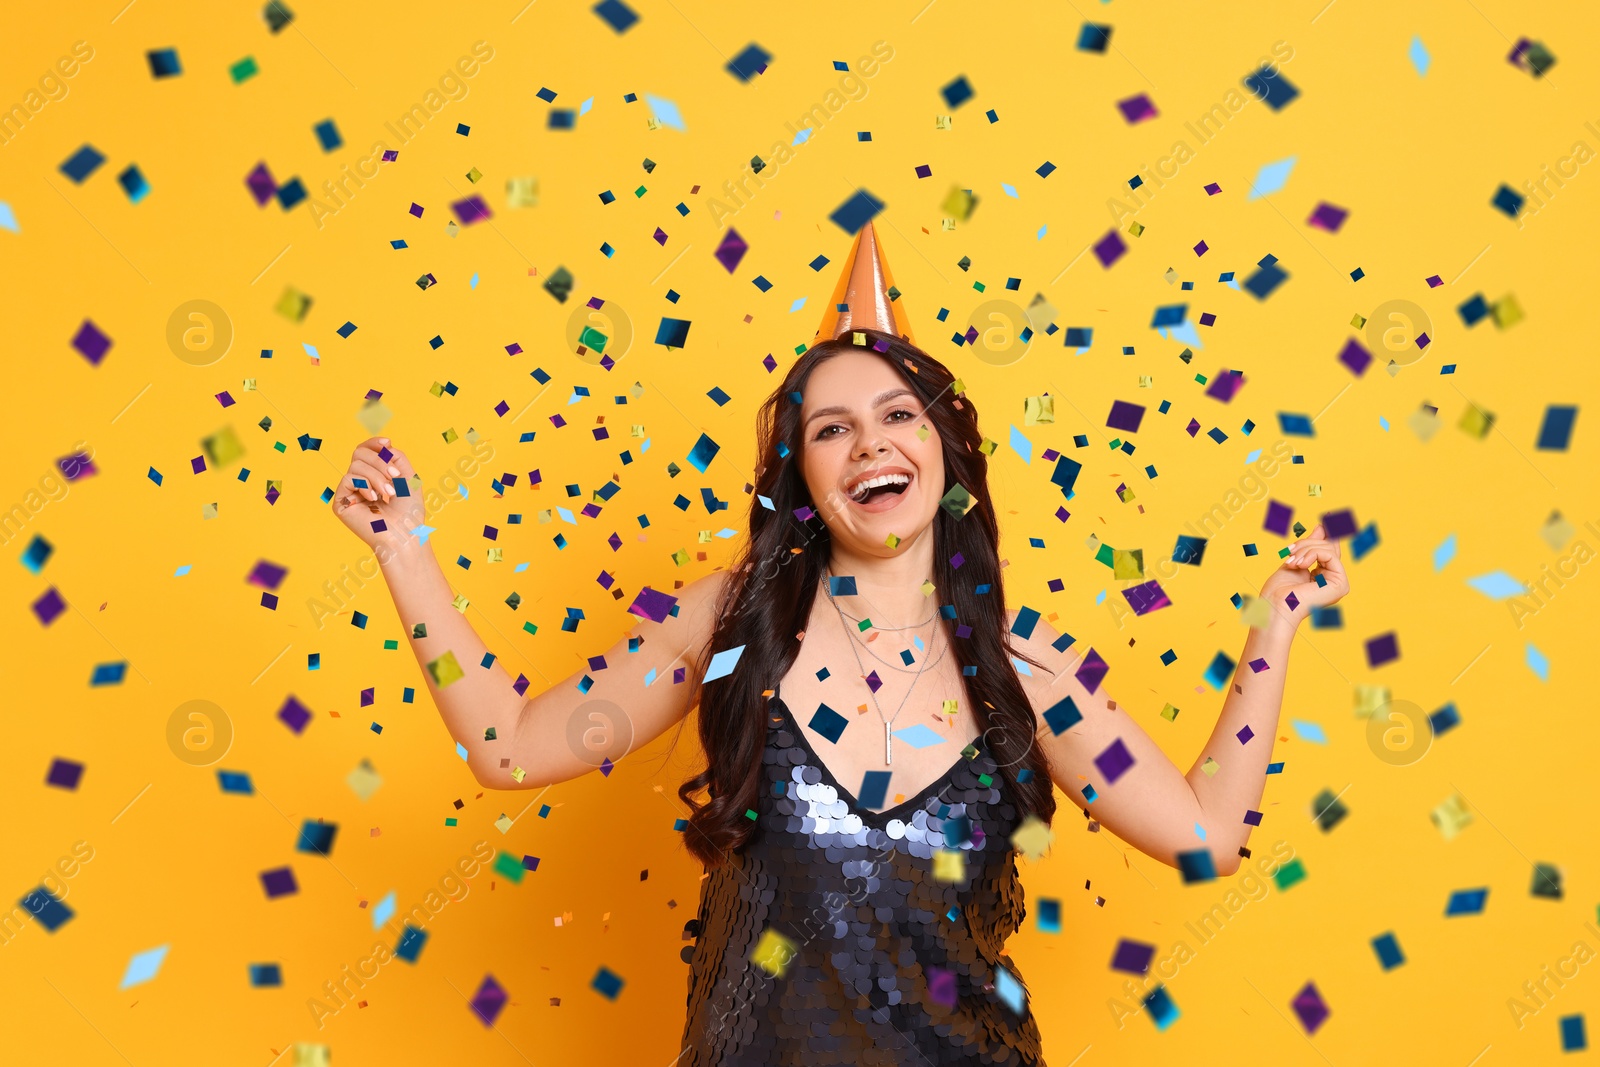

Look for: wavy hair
[675,328,1057,868]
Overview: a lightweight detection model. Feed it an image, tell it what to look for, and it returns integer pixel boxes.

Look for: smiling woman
[678,322,1059,866]
[336,218,1348,1066]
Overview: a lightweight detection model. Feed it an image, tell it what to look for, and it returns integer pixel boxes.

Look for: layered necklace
[821,569,947,765]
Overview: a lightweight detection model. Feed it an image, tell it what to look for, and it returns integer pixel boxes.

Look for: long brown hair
[675,328,1056,867]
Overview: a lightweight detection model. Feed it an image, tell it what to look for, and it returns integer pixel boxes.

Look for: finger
[355,458,398,500]
[346,459,393,501]
[1287,544,1343,575]
[1285,540,1331,568]
[1299,523,1340,558]
[353,446,405,481]
[379,445,418,480]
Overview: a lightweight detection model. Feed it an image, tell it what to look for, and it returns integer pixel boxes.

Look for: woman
[331,223,1349,1064]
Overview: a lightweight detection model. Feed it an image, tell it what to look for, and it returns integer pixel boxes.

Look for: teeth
[849,473,910,501]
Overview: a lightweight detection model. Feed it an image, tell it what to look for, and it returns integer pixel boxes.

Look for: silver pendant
[885,721,893,765]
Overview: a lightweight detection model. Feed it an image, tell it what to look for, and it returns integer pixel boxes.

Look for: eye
[886,408,915,423]
[812,423,843,441]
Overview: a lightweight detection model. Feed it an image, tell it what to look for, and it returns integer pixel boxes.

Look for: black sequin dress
[678,686,1047,1065]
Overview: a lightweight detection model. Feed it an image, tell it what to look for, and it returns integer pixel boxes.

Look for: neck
[825,529,937,629]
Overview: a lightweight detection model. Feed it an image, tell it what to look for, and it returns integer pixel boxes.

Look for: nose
[854,432,889,459]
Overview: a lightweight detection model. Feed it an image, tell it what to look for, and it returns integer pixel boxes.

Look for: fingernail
[384,482,395,495]
[387,465,400,476]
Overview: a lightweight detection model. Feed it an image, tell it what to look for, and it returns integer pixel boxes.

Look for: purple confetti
[1291,981,1330,1034]
[1116,93,1158,123]
[1121,580,1170,616]
[32,587,66,626]
[1338,338,1372,377]
[249,560,288,590]
[1320,509,1358,539]
[451,196,492,224]
[1307,203,1348,232]
[714,228,748,272]
[245,161,278,206]
[1093,229,1127,268]
[72,319,112,365]
[1110,939,1155,974]
[1106,400,1145,433]
[278,694,312,734]
[1264,500,1294,536]
[1074,647,1109,693]
[1204,369,1245,402]
[1365,632,1400,668]
[46,758,85,790]
[1094,738,1135,784]
[260,866,298,899]
[470,974,508,1026]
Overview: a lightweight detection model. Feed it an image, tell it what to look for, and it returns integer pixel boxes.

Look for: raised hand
[330,436,425,549]
[1258,522,1350,629]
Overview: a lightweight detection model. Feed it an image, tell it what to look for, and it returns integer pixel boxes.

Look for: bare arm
[378,537,729,789]
[333,436,731,791]
[1012,524,1348,876]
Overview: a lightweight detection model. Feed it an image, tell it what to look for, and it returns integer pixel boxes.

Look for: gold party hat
[813,220,914,344]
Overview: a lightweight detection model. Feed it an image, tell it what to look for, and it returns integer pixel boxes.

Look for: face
[798,349,945,555]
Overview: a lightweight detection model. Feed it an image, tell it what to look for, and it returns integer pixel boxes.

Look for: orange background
[3,1,1596,1064]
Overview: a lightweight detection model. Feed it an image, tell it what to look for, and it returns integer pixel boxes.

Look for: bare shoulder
[669,567,738,616]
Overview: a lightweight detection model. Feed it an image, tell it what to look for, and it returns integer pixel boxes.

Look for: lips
[844,466,914,513]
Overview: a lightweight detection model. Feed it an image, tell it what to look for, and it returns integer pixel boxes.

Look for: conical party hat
[813,220,915,345]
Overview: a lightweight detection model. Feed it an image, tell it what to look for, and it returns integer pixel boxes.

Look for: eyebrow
[804,388,916,426]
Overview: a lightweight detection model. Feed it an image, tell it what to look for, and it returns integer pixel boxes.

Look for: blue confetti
[644,94,685,132]
[1466,571,1527,600]
[1291,719,1328,745]
[1247,156,1297,200]
[1409,36,1431,77]
[703,644,746,683]
[891,723,946,749]
[1009,424,1032,463]
[1433,532,1457,572]
[1526,642,1549,682]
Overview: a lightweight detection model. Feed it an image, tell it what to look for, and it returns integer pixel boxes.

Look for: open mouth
[846,471,913,512]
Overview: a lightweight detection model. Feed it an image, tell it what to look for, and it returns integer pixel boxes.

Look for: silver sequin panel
[678,693,1047,1066]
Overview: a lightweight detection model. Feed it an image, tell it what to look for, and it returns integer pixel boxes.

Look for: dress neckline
[771,683,974,827]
